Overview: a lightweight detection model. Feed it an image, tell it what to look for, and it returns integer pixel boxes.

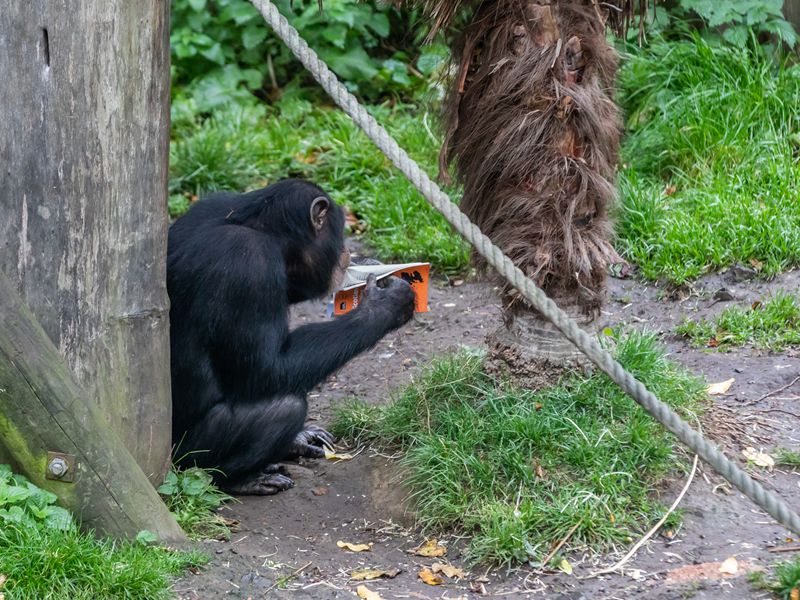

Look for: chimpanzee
[167,179,415,494]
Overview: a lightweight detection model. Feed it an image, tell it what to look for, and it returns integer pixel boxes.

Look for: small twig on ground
[743,375,800,407]
[768,545,800,554]
[265,561,312,593]
[539,520,583,569]
[756,408,800,419]
[584,453,700,579]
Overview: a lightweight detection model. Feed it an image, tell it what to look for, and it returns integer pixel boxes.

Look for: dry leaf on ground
[409,538,447,557]
[742,447,775,469]
[707,378,735,395]
[418,568,444,585]
[311,486,329,496]
[356,585,383,600]
[719,556,738,575]
[558,558,573,575]
[324,448,354,461]
[790,587,799,600]
[432,562,466,579]
[337,540,373,552]
[350,568,401,581]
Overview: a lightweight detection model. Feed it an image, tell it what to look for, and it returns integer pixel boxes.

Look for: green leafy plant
[675,0,797,47]
[0,466,207,599]
[170,0,448,107]
[158,466,235,539]
[0,463,74,531]
[749,555,800,599]
[634,0,797,49]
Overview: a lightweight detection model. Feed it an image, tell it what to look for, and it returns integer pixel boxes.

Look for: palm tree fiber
[439,0,627,314]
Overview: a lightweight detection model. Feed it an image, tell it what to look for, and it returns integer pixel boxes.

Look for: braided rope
[250,0,800,535]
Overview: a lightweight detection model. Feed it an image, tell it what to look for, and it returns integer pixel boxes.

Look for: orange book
[331,262,430,316]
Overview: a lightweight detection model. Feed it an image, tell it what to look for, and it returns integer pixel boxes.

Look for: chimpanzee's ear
[310,196,329,233]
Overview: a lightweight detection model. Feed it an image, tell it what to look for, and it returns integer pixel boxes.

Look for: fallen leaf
[356,585,383,600]
[337,540,373,552]
[742,447,775,469]
[790,587,799,600]
[418,568,444,585]
[535,464,547,479]
[663,184,677,196]
[324,448,354,461]
[558,558,573,575]
[707,378,735,395]
[749,258,763,272]
[719,556,738,575]
[350,568,401,581]
[432,562,466,579]
[752,300,763,310]
[409,539,447,557]
[707,337,720,348]
[311,486,329,496]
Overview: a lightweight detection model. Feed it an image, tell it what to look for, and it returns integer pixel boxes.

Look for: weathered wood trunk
[0,1,172,484]
[0,272,184,541]
[785,0,800,35]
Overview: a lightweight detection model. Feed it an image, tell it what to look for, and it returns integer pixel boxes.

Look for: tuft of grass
[775,448,800,468]
[158,467,235,541]
[332,330,706,566]
[616,37,800,284]
[676,291,800,351]
[749,556,800,600]
[0,525,207,600]
[169,97,470,274]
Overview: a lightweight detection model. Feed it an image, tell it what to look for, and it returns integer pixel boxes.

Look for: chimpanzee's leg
[177,395,309,495]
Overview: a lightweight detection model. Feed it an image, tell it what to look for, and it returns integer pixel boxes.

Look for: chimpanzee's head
[246,179,348,303]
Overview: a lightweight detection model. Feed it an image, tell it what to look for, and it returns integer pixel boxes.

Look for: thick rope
[249,0,800,535]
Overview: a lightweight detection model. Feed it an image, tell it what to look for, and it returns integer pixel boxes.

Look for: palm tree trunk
[439,1,625,385]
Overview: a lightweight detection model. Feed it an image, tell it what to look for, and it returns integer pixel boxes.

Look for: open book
[330,262,430,316]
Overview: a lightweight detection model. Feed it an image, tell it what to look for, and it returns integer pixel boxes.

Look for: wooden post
[785,0,800,35]
[0,1,172,483]
[0,272,185,541]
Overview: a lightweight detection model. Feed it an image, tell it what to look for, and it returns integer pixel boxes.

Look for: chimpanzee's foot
[287,425,336,459]
[223,465,294,495]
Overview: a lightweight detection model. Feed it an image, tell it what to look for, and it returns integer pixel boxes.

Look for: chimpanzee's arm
[276,295,407,394]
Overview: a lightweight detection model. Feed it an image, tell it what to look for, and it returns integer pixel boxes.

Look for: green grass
[750,556,800,599]
[676,291,800,350]
[169,97,469,274]
[775,448,800,468]
[332,330,705,566]
[0,465,206,600]
[158,467,235,540]
[0,525,207,600]
[616,37,800,284]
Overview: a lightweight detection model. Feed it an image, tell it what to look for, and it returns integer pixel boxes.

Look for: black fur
[167,179,415,493]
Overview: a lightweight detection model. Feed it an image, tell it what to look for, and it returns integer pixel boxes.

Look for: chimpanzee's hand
[360,274,415,331]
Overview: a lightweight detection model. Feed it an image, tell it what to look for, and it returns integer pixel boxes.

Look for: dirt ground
[174,263,800,600]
